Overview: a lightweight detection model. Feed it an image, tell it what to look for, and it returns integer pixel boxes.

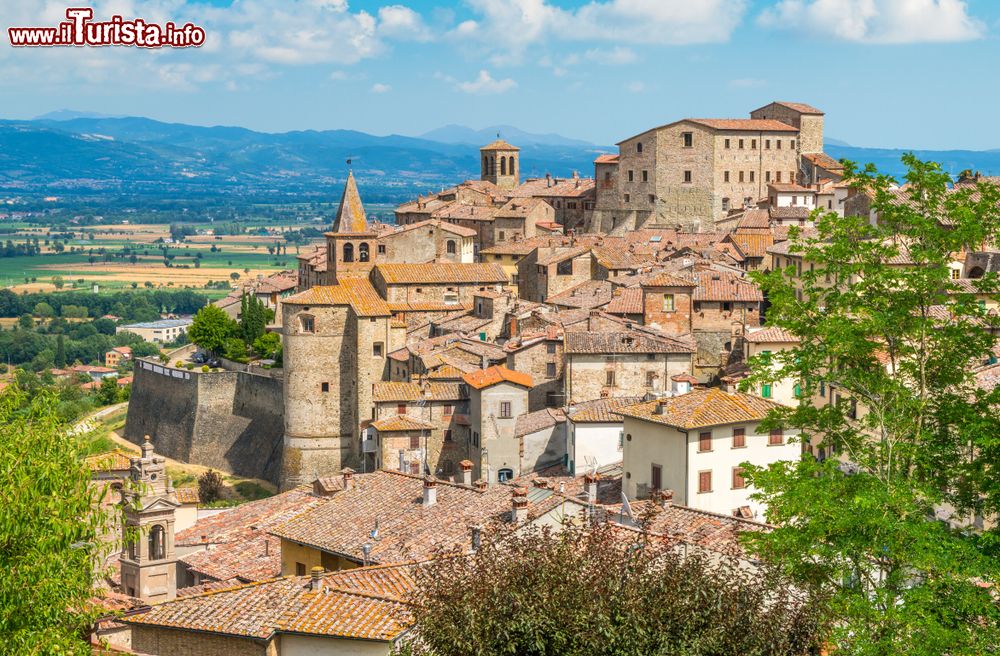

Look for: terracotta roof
[568,397,643,423]
[331,171,370,234]
[175,486,321,549]
[686,118,797,132]
[283,278,391,316]
[802,152,843,171]
[736,208,771,230]
[425,364,468,380]
[480,139,519,151]
[768,183,813,193]
[727,232,774,259]
[376,263,508,285]
[125,562,419,642]
[387,301,472,313]
[616,500,769,551]
[536,246,591,266]
[564,330,696,354]
[614,388,783,429]
[181,530,280,583]
[605,287,644,315]
[547,280,614,310]
[693,272,763,303]
[514,408,566,437]
[494,197,551,218]
[759,101,824,115]
[371,415,437,432]
[509,176,595,199]
[373,382,465,403]
[389,218,477,238]
[271,471,541,564]
[85,449,133,472]
[594,154,619,164]
[462,365,533,390]
[642,272,696,288]
[174,487,201,504]
[745,326,800,343]
[432,203,499,222]
[770,206,811,220]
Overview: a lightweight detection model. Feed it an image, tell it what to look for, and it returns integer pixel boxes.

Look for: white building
[117,318,192,344]
[616,388,799,519]
[565,397,640,476]
[743,326,801,407]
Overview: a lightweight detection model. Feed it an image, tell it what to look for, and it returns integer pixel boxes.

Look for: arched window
[148,525,165,560]
[490,157,496,175]
[500,157,507,176]
[128,538,138,561]
[497,468,514,483]
[510,157,515,177]
[483,155,489,176]
[446,240,456,255]
[359,242,370,262]
[343,242,354,262]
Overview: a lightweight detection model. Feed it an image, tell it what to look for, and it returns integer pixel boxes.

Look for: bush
[175,360,184,368]
[184,363,194,370]
[197,469,225,504]
[201,365,209,373]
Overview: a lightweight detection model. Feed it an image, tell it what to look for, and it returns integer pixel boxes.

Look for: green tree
[52,275,64,290]
[239,292,271,347]
[187,304,237,355]
[54,333,66,368]
[32,302,55,322]
[403,521,826,656]
[742,155,1000,655]
[17,314,33,330]
[252,331,282,361]
[95,376,121,406]
[198,469,225,504]
[0,385,125,653]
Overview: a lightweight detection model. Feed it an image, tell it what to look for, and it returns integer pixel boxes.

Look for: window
[299,314,315,333]
[624,194,630,203]
[751,139,757,149]
[761,384,772,398]
[739,171,745,183]
[651,464,662,491]
[546,391,559,408]
[776,171,782,183]
[498,468,514,483]
[722,302,732,312]
[790,171,795,183]
[732,467,746,489]
[444,429,453,442]
[373,342,383,357]
[749,171,755,183]
[618,431,624,451]
[790,139,796,149]
[498,231,505,241]
[446,240,456,254]
[499,401,512,418]
[409,434,420,449]
[765,139,771,149]
[649,194,655,204]
[557,259,573,275]
[636,142,643,153]
[645,371,657,387]
[698,470,712,493]
[849,399,858,420]
[769,428,784,445]
[794,383,802,398]
[546,342,557,354]
[722,197,730,212]
[606,370,615,386]
[739,139,744,149]
[683,170,692,183]
[725,138,731,149]
[378,244,386,254]
[359,242,370,262]
[642,170,648,182]
[321,382,329,393]
[682,132,693,148]
[724,171,730,183]
[765,171,771,182]
[628,170,634,182]
[776,139,782,149]
[343,242,354,262]
[472,431,479,447]
[296,562,307,576]
[128,539,138,561]
[546,362,557,378]
[397,403,406,415]
[663,293,675,312]
[699,431,712,452]
[148,525,165,560]
[819,380,826,396]
[732,427,746,448]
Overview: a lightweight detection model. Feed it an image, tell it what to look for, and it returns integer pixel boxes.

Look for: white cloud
[454,0,747,55]
[757,0,984,43]
[456,69,517,94]
[370,82,391,93]
[377,5,433,41]
[625,80,645,93]
[584,46,637,65]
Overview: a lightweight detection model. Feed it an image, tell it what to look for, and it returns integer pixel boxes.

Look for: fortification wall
[124,360,285,485]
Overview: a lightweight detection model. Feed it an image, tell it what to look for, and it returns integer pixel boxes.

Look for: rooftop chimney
[475,478,488,491]
[584,472,600,505]
[545,173,552,188]
[658,489,674,507]
[470,525,482,552]
[310,566,324,592]
[341,467,355,491]
[422,476,438,507]
[511,487,529,524]
[459,459,474,486]
[653,401,666,415]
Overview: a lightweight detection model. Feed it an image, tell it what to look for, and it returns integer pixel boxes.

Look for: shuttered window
[732,427,746,448]
[698,470,712,493]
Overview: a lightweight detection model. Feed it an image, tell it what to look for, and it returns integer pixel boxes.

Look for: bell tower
[119,436,179,603]
[480,138,520,191]
[325,169,377,283]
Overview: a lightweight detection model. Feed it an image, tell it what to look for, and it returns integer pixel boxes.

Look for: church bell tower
[480,138,520,191]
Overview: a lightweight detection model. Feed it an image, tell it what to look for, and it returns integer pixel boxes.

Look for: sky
[1,0,999,149]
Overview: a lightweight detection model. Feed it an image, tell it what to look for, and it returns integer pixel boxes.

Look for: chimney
[422,476,438,507]
[653,401,665,415]
[475,478,488,491]
[341,467,355,490]
[470,525,482,552]
[511,487,529,524]
[658,489,674,507]
[310,566,324,592]
[459,459,474,486]
[545,173,552,188]
[584,472,600,505]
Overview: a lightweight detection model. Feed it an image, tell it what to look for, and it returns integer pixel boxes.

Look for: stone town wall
[124,360,285,486]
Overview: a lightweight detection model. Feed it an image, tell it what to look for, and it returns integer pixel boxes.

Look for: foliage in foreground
[0,385,123,655]
[399,521,827,656]
[743,155,1000,655]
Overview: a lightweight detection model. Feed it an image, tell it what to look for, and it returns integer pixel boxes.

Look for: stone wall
[131,626,274,656]
[124,359,285,486]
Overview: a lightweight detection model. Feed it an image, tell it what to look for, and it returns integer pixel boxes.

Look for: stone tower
[749,101,824,155]
[325,170,377,284]
[119,437,178,603]
[480,139,520,191]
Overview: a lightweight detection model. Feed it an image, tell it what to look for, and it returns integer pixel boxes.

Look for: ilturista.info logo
[8,7,206,48]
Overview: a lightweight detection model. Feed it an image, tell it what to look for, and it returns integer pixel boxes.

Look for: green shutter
[762,384,772,398]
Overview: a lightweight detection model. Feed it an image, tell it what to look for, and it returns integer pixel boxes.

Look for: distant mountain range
[3,114,1000,200]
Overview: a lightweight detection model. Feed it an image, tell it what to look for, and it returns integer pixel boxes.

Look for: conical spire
[332,171,368,233]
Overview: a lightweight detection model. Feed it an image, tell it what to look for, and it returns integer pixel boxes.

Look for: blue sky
[1,0,998,149]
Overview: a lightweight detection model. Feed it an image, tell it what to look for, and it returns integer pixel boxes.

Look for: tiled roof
[271,471,536,563]
[174,487,201,504]
[426,364,468,380]
[181,530,280,583]
[768,183,813,193]
[594,154,619,164]
[693,272,763,303]
[564,331,696,355]
[373,382,465,402]
[686,118,797,132]
[614,388,783,429]
[331,171,370,234]
[764,101,824,115]
[480,139,519,151]
[568,397,643,423]
[547,280,614,310]
[432,203,499,222]
[642,272,696,288]
[802,152,843,171]
[745,326,800,343]
[376,263,508,285]
[615,500,769,552]
[514,408,566,437]
[605,287,644,315]
[283,278,391,316]
[387,301,472,313]
[125,562,420,642]
[371,415,437,432]
[390,219,477,238]
[85,449,134,472]
[175,486,321,549]
[536,246,591,266]
[509,176,595,199]
[727,232,774,259]
[592,245,656,271]
[770,206,811,220]
[494,197,551,218]
[462,365,534,390]
[736,208,771,230]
